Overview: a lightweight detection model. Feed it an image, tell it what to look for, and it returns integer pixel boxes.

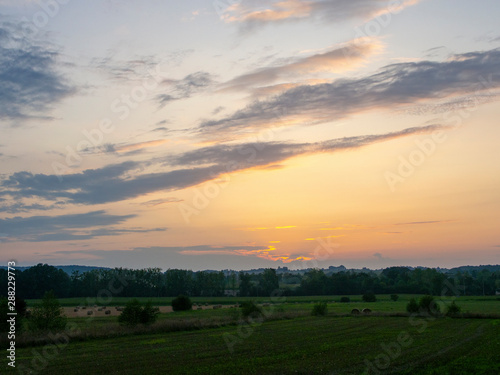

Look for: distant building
[224,289,238,297]
[496,290,500,296]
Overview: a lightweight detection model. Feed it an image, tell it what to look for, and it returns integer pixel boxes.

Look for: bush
[445,301,461,316]
[340,297,350,303]
[118,299,143,326]
[171,295,192,312]
[406,298,419,313]
[390,294,399,301]
[419,295,440,315]
[29,291,67,332]
[119,299,159,326]
[362,293,377,302]
[241,301,261,317]
[312,302,328,316]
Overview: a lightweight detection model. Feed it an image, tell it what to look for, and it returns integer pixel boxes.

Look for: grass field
[6,295,499,374]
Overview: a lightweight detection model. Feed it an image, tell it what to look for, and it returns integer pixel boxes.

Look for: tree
[241,301,261,318]
[445,301,461,316]
[171,295,192,312]
[29,291,67,332]
[362,293,377,302]
[140,301,160,325]
[418,295,441,316]
[406,298,419,313]
[118,299,159,326]
[312,302,328,316]
[239,272,252,297]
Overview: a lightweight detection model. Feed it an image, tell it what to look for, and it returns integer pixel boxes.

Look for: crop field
[6,295,500,374]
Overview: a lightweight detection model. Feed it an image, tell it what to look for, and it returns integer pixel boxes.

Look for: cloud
[84,139,168,155]
[155,71,215,107]
[222,0,420,31]
[0,124,445,208]
[395,220,451,225]
[0,21,75,122]
[199,48,500,136]
[0,210,165,242]
[220,38,383,92]
[140,198,184,207]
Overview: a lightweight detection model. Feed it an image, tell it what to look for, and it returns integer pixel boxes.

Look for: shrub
[362,293,377,302]
[171,295,192,312]
[340,297,350,303]
[445,301,461,316]
[140,301,160,325]
[390,294,399,301]
[312,302,328,316]
[118,299,159,326]
[241,301,261,317]
[29,291,67,332]
[419,295,440,315]
[118,299,143,326]
[406,298,419,313]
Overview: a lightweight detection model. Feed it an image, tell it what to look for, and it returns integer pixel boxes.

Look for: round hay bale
[97,308,103,311]
[362,308,372,314]
[351,308,360,315]
[87,310,93,315]
[74,308,78,312]
[105,310,111,315]
[82,306,87,309]
[197,307,202,310]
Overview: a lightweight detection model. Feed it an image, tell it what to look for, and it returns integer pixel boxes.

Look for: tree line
[1,264,499,300]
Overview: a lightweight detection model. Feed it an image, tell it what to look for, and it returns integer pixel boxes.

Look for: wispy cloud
[0,124,446,209]
[220,38,383,92]
[222,0,420,31]
[0,210,165,242]
[155,71,215,107]
[199,48,500,137]
[0,21,76,122]
[395,220,452,226]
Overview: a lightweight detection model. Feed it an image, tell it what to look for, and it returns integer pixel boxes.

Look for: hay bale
[105,310,111,315]
[197,307,202,310]
[362,308,372,314]
[351,308,360,315]
[87,310,93,315]
[74,308,78,312]
[82,306,87,309]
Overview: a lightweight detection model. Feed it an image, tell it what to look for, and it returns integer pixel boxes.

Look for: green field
[5,295,500,374]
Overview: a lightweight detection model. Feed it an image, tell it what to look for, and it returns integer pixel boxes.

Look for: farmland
[4,295,500,374]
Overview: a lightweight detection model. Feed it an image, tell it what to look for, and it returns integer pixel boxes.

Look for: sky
[0,0,499,271]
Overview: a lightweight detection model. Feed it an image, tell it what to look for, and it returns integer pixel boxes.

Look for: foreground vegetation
[6,315,500,374]
[3,295,499,374]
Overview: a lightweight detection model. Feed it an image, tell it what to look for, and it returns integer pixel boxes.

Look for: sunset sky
[0,0,499,271]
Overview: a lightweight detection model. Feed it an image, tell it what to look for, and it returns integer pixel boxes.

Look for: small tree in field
[29,291,67,332]
[406,298,419,313]
[118,299,143,326]
[140,301,160,325]
[362,293,377,302]
[118,299,159,326]
[445,301,461,316]
[419,295,440,316]
[171,295,192,312]
[312,302,328,316]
